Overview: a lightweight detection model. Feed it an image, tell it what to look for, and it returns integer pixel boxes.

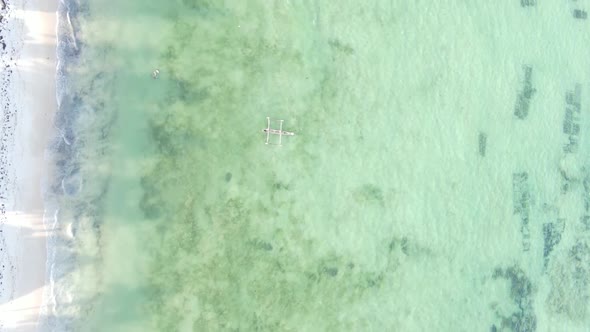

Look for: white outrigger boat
[263,117,295,145]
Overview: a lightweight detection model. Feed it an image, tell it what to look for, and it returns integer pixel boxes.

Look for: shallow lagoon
[46,1,590,331]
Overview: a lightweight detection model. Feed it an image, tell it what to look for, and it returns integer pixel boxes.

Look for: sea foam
[40,0,117,330]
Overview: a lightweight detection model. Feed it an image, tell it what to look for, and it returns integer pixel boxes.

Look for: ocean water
[42,0,590,331]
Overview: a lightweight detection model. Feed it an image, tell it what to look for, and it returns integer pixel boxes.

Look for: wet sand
[0,0,57,330]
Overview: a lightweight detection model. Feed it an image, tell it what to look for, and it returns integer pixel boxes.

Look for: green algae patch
[133,2,402,330]
[144,192,401,331]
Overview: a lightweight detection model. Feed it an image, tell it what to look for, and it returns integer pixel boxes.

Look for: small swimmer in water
[152,69,160,79]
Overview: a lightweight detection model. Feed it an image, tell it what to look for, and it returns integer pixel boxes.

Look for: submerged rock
[491,265,537,332]
[546,241,590,321]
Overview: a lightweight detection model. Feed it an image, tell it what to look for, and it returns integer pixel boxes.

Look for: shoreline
[0,0,58,330]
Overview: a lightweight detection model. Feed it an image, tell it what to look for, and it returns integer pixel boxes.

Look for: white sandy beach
[0,0,57,331]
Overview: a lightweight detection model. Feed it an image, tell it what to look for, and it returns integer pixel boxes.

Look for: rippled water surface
[45,1,590,331]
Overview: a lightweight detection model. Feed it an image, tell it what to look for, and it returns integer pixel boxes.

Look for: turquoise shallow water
[44,1,590,331]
